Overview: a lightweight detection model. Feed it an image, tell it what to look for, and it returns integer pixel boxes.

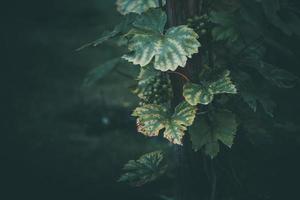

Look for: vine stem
[159,0,163,7]
[167,71,191,82]
[210,159,217,200]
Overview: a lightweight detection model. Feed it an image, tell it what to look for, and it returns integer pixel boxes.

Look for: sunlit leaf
[183,70,237,106]
[118,151,167,186]
[133,104,168,137]
[132,101,197,145]
[164,101,197,145]
[116,0,166,15]
[190,110,238,158]
[123,9,201,71]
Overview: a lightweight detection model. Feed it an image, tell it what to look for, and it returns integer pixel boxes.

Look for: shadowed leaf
[190,110,238,158]
[82,58,121,87]
[118,151,167,186]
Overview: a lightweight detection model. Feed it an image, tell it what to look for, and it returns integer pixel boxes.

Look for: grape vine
[79,0,299,199]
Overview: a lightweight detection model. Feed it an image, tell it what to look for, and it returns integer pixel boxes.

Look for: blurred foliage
[5,0,300,200]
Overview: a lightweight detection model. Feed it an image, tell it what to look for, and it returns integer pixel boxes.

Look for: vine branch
[167,71,191,82]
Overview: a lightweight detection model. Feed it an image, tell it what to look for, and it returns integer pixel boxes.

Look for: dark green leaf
[257,62,299,88]
[82,58,121,87]
[190,110,238,158]
[118,151,167,186]
[76,15,136,51]
[210,11,239,42]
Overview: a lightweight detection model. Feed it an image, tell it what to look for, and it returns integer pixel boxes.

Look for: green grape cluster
[187,14,210,36]
[136,74,173,106]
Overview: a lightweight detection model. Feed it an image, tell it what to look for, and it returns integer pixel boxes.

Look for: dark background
[2,1,300,200]
[2,1,155,199]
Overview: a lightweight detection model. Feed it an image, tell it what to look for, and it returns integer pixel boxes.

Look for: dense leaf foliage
[80,0,300,197]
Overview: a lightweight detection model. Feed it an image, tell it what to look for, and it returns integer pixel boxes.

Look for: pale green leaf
[123,9,200,71]
[118,151,167,186]
[133,104,168,137]
[182,83,213,106]
[116,0,166,15]
[183,70,237,106]
[190,110,238,158]
[164,102,197,145]
[132,101,197,145]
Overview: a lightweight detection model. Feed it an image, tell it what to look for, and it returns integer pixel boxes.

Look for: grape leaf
[257,62,299,88]
[164,101,197,144]
[118,151,167,186]
[210,11,239,42]
[260,0,292,36]
[183,70,237,106]
[242,92,276,117]
[190,110,238,158]
[82,58,121,87]
[123,9,201,71]
[132,101,197,145]
[116,0,166,15]
[233,70,277,117]
[239,47,298,88]
[76,14,136,51]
